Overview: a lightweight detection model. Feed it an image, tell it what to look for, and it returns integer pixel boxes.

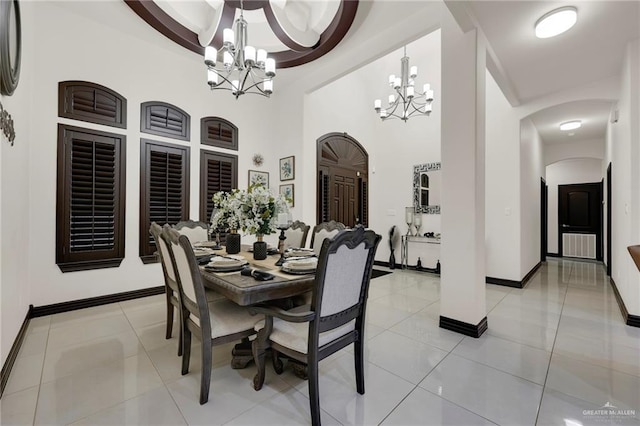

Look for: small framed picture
[248,170,269,188]
[279,156,295,181]
[279,183,294,207]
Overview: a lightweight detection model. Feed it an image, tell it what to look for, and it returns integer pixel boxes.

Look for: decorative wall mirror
[0,0,22,96]
[413,162,441,214]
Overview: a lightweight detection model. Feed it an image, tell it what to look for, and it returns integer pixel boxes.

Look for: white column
[439,8,487,334]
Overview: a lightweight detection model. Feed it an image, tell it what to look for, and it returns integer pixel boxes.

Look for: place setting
[203,254,248,272]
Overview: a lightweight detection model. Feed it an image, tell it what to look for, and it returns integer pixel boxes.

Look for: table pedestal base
[231,338,254,369]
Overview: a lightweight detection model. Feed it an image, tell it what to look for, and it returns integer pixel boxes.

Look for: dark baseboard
[486,262,541,289]
[547,252,560,258]
[440,315,488,338]
[0,305,32,398]
[609,277,640,328]
[374,260,401,270]
[31,286,165,318]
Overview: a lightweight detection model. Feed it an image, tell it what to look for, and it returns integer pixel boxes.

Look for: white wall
[519,118,544,277]
[485,71,521,281]
[605,38,640,316]
[302,31,442,265]
[25,2,288,307]
[544,138,605,166]
[545,158,604,254]
[1,1,35,366]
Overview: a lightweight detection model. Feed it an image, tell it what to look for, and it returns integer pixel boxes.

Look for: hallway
[2,259,639,425]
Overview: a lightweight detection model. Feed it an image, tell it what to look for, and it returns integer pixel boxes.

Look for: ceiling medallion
[125,0,359,69]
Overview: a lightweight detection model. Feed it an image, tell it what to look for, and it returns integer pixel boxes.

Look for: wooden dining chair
[309,220,346,255]
[251,226,381,426]
[149,222,184,356]
[174,220,209,243]
[161,226,259,404]
[284,220,311,249]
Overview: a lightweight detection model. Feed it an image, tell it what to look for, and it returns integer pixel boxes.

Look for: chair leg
[165,295,174,339]
[177,308,183,357]
[308,361,321,426]
[200,338,212,405]
[181,323,191,375]
[354,339,365,395]
[271,349,284,374]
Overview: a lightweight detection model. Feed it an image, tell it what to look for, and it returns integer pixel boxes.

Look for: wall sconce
[0,102,16,145]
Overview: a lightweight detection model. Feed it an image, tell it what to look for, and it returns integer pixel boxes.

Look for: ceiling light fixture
[374,46,434,122]
[535,6,577,39]
[204,0,275,99]
[560,120,581,131]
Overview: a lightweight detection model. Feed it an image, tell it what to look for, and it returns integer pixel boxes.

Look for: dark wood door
[558,182,603,260]
[607,163,612,275]
[317,133,368,228]
[331,168,358,227]
[541,178,548,262]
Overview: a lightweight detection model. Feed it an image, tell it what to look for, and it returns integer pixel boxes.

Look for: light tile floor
[2,259,640,425]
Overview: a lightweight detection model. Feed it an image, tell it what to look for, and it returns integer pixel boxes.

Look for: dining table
[197,245,316,368]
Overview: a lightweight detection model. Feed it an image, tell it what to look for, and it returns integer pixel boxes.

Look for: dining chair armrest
[249,304,316,323]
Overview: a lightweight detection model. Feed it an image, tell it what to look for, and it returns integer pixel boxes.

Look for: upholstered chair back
[284,220,310,249]
[174,220,209,243]
[310,221,346,255]
[151,223,177,283]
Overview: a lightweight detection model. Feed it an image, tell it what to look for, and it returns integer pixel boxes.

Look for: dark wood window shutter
[199,150,238,224]
[58,81,127,128]
[141,101,190,140]
[201,117,238,150]
[56,124,126,272]
[139,140,190,263]
[319,169,330,223]
[359,177,368,227]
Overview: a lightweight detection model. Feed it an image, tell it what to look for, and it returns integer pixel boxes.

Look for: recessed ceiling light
[560,120,581,131]
[535,7,577,39]
[568,132,575,136]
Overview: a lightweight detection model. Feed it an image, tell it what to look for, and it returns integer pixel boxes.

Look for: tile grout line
[533,259,572,426]
[31,318,52,425]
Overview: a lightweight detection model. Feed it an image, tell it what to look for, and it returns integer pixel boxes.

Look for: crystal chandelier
[204,2,276,99]
[374,47,434,121]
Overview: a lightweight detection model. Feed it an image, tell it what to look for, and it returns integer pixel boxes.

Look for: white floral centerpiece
[210,190,244,232]
[240,184,289,238]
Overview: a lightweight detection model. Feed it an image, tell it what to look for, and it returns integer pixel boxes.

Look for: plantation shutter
[201,117,238,150]
[139,140,190,262]
[56,124,126,272]
[199,151,237,224]
[140,102,190,141]
[58,81,127,128]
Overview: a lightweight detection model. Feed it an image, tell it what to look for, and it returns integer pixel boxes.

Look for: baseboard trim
[547,252,560,258]
[439,315,487,338]
[374,260,401,270]
[486,262,541,289]
[0,305,33,398]
[31,286,165,318]
[609,277,640,328]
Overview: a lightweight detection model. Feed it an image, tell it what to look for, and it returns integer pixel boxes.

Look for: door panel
[331,171,358,227]
[558,182,603,260]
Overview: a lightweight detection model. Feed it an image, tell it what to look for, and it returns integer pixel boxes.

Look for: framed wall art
[279,155,295,181]
[279,184,294,207]
[248,170,269,188]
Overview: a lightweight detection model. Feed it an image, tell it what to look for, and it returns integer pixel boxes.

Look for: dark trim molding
[440,315,487,338]
[31,286,165,318]
[141,254,159,264]
[609,277,640,328]
[547,252,561,258]
[0,305,31,398]
[374,260,400,270]
[486,262,541,289]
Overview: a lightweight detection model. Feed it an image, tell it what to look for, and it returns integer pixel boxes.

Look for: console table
[401,235,441,269]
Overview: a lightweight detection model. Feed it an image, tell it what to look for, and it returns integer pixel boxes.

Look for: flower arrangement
[240,184,288,236]
[211,185,288,236]
[210,190,244,232]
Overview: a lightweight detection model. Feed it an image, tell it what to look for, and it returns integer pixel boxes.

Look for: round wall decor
[0,0,22,96]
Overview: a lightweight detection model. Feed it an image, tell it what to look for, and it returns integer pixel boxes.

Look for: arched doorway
[316,133,368,228]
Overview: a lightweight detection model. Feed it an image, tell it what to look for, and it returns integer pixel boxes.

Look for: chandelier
[204,2,276,99]
[374,47,434,121]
